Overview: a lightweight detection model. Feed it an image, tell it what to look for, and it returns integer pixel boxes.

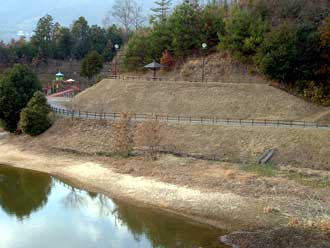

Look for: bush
[112,113,134,157]
[0,64,41,132]
[123,31,153,70]
[19,91,52,136]
[255,23,298,82]
[80,50,104,82]
[135,120,162,160]
[219,7,267,58]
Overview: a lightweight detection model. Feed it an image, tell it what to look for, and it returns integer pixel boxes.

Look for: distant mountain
[0,0,181,42]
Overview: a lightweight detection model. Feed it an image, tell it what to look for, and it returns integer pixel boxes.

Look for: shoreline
[1,131,330,247]
[0,138,282,232]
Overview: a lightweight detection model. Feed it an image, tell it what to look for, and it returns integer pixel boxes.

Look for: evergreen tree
[31,15,55,58]
[71,17,91,59]
[19,91,52,136]
[80,51,104,82]
[0,64,41,132]
[151,0,172,23]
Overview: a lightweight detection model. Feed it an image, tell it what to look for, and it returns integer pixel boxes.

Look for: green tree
[89,25,108,55]
[201,4,225,47]
[168,2,203,57]
[31,15,56,58]
[71,17,91,59]
[80,51,104,82]
[19,91,52,136]
[219,7,267,57]
[150,0,172,24]
[123,31,153,70]
[256,23,298,82]
[53,27,73,59]
[0,64,41,132]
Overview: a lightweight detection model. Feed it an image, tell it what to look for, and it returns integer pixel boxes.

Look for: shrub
[19,91,52,136]
[255,23,298,82]
[160,49,175,70]
[0,64,41,132]
[80,50,104,83]
[112,113,134,157]
[219,7,267,58]
[135,120,162,160]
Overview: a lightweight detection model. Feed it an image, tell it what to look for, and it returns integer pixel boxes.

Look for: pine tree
[19,91,52,136]
[151,0,172,23]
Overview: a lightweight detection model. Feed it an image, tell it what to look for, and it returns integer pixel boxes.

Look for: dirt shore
[1,123,330,247]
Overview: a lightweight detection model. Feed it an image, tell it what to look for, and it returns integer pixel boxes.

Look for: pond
[0,166,228,248]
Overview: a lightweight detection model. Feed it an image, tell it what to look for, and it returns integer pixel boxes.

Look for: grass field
[72,79,329,122]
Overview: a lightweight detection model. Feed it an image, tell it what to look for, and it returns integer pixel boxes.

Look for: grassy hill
[72,79,329,122]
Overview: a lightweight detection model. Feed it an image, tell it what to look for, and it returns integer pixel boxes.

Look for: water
[0,166,227,248]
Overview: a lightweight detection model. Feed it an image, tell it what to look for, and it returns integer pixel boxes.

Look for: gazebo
[144,61,162,79]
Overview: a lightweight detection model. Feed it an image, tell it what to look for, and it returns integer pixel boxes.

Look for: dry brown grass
[72,79,329,121]
[29,118,330,170]
[161,124,330,170]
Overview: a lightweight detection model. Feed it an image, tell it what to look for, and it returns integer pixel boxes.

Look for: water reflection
[0,166,51,220]
[0,166,225,248]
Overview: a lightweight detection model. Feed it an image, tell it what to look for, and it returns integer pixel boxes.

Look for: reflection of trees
[62,187,87,210]
[111,200,222,248]
[0,166,52,220]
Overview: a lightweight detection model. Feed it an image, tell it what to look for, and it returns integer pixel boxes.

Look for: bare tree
[132,0,146,30]
[134,120,162,160]
[112,113,134,157]
[111,0,134,34]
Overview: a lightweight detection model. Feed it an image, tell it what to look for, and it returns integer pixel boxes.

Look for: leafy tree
[71,17,91,59]
[89,25,108,55]
[219,7,267,57]
[123,31,153,70]
[256,23,298,82]
[0,64,41,132]
[201,4,225,47]
[151,0,172,24]
[53,27,73,59]
[31,15,56,58]
[168,2,203,57]
[149,22,173,60]
[9,38,37,63]
[19,91,52,136]
[80,51,104,82]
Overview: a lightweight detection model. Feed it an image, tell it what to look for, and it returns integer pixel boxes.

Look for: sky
[0,0,181,42]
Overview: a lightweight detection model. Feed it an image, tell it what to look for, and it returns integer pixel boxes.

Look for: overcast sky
[0,0,181,42]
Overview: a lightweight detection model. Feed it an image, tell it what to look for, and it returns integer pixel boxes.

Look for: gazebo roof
[144,61,162,69]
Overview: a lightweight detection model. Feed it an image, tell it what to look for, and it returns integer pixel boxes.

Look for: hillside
[72,79,329,122]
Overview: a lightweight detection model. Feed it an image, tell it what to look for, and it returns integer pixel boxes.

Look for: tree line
[124,0,330,105]
[0,15,124,65]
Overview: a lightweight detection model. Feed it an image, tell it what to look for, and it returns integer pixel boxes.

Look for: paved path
[47,97,330,131]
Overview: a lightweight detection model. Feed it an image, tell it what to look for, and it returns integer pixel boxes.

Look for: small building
[56,72,64,81]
